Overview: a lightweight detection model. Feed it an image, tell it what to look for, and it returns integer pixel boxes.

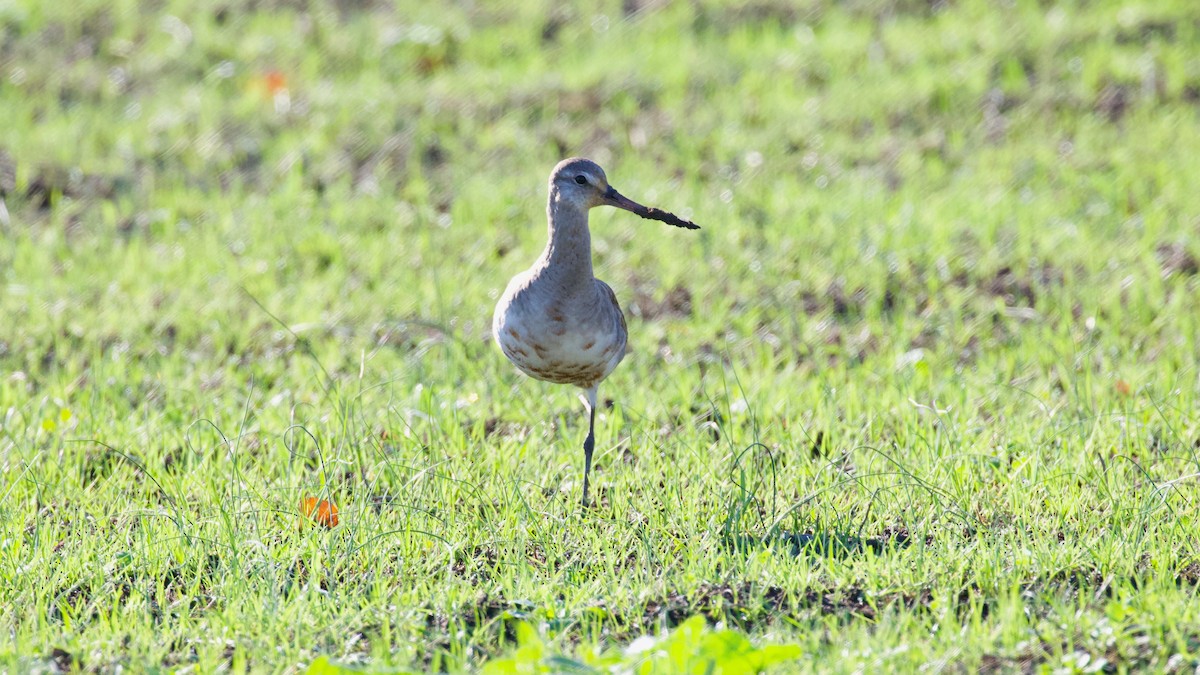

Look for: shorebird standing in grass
[493,158,700,507]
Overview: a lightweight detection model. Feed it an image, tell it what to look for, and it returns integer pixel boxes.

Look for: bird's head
[549,157,701,229]
[550,157,618,210]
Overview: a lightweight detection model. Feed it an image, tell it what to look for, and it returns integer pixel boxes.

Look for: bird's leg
[580,386,598,507]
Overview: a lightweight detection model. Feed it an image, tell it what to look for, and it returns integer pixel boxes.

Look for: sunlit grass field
[2,0,1200,671]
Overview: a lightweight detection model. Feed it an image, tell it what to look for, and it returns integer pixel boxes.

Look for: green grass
[3,0,1200,671]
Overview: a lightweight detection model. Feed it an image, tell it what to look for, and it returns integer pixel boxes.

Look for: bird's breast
[493,278,626,387]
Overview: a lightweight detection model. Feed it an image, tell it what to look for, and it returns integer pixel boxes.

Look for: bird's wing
[596,279,628,352]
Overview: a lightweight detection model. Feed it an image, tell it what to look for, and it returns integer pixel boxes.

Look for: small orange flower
[263,70,288,95]
[1115,379,1132,397]
[301,496,339,529]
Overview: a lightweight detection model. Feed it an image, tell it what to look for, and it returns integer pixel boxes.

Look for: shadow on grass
[722,527,916,558]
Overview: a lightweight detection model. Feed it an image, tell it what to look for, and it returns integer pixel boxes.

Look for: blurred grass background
[2,0,1200,671]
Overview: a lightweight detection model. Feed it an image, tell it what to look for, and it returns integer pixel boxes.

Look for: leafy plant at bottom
[305,617,801,674]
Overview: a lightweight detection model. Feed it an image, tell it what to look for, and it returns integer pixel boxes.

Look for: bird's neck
[535,187,594,289]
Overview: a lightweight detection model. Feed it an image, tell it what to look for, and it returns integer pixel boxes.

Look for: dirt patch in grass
[421,580,935,652]
[1095,83,1132,123]
[3,162,123,212]
[451,545,499,583]
[477,417,528,441]
[630,283,694,320]
[640,581,901,628]
[798,279,869,319]
[1156,242,1199,278]
[980,262,1065,307]
[420,594,531,668]
[694,0,807,31]
[1175,560,1200,586]
[48,648,81,673]
[421,558,1200,662]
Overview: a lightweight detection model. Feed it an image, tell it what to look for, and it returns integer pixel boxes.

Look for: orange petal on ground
[264,70,288,94]
[301,496,338,529]
[315,499,338,528]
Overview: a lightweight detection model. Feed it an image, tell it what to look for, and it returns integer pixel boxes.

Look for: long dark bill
[604,186,700,230]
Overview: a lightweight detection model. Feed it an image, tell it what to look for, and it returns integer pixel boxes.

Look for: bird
[493,157,699,507]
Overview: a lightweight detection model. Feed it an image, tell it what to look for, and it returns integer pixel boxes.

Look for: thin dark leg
[581,404,596,507]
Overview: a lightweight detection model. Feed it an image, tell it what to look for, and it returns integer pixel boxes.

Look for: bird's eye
[574,175,588,185]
